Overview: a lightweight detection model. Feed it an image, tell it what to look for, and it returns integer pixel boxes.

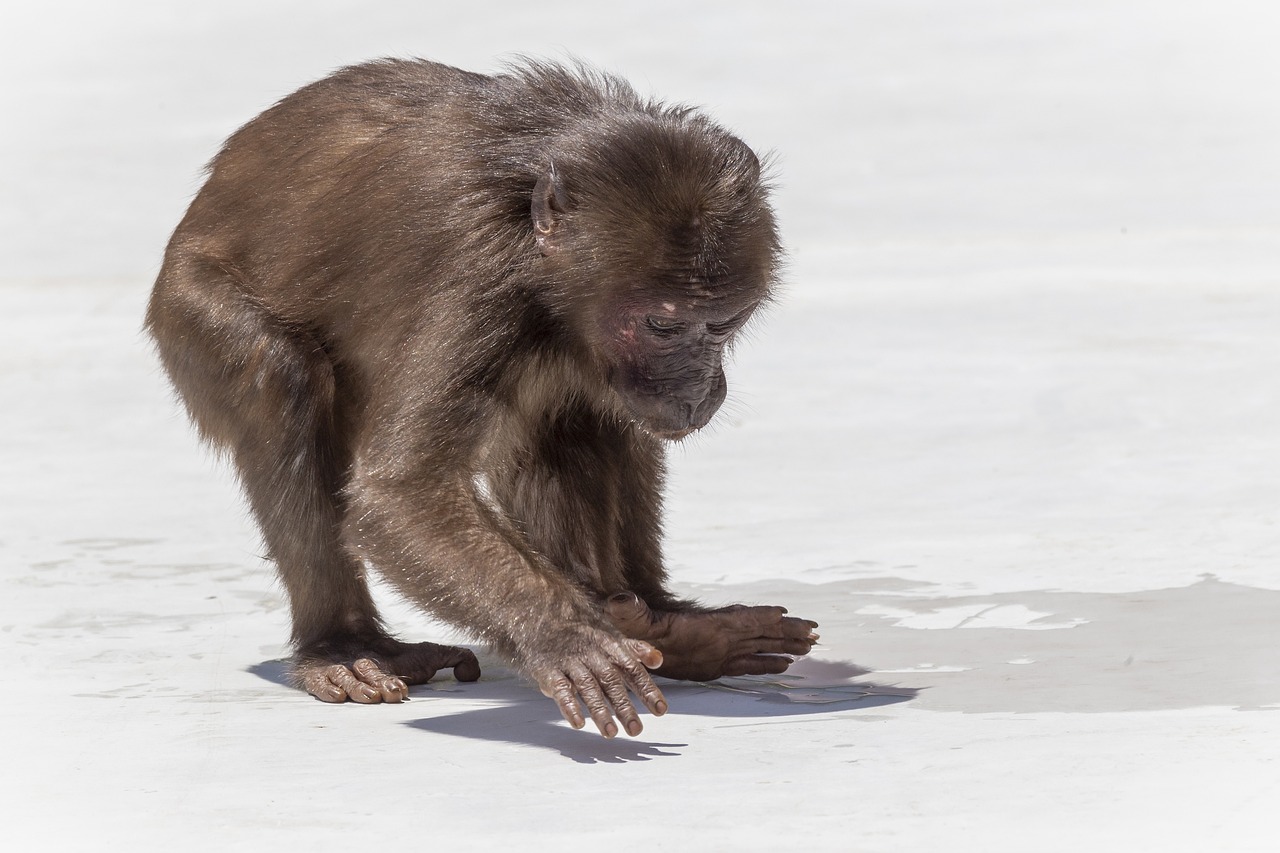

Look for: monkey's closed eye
[706,320,739,339]
[707,307,755,339]
[644,316,683,335]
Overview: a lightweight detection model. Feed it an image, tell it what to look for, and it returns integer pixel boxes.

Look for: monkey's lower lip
[651,426,696,441]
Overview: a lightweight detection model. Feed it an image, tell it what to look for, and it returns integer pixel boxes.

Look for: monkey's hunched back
[169,58,764,320]
[168,60,561,325]
[146,58,811,739]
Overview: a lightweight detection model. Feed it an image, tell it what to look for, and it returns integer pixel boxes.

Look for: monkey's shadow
[251,656,917,764]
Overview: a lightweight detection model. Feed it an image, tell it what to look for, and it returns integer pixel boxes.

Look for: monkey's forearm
[347,480,608,659]
[348,476,670,736]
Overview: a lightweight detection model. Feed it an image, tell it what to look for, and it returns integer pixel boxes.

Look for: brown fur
[146,58,812,737]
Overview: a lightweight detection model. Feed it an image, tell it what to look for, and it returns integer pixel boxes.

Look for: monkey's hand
[527,628,668,738]
[605,592,820,682]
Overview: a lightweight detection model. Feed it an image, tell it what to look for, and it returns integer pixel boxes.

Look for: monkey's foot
[293,637,481,704]
[605,593,819,682]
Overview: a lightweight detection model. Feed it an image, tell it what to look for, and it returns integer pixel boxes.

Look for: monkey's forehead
[653,247,775,300]
[613,274,769,310]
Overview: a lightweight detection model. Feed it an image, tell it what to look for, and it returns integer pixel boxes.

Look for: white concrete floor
[2,2,1278,851]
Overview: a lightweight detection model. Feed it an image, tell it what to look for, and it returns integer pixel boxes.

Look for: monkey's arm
[346,391,667,738]
[610,437,820,679]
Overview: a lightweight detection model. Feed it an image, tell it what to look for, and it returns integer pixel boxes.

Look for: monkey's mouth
[648,425,697,441]
[619,383,722,442]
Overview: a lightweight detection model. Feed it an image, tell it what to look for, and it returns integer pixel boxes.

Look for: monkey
[145,57,819,738]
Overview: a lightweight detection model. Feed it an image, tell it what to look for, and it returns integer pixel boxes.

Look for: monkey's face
[601,298,756,440]
[530,129,779,439]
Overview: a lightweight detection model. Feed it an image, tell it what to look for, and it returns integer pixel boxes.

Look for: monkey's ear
[531,167,570,255]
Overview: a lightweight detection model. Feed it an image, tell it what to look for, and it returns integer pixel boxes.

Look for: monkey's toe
[297,660,408,704]
[387,641,481,685]
[723,654,796,677]
[353,658,411,702]
[453,656,482,682]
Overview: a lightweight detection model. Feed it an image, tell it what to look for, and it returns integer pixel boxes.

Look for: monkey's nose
[686,398,717,430]
[687,378,727,430]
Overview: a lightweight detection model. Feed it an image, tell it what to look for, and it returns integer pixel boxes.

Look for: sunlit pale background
[2,2,1277,851]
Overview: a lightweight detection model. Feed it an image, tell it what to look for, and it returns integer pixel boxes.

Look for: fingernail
[627,720,643,736]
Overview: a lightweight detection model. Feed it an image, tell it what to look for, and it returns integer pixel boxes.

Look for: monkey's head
[532,116,781,440]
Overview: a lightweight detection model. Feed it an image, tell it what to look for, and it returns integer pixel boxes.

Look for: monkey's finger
[617,639,669,716]
[325,664,382,703]
[713,604,785,632]
[604,591,653,636]
[541,672,587,731]
[621,637,664,670]
[567,661,620,739]
[723,654,794,677]
[352,658,410,703]
[755,607,796,634]
[594,663,645,737]
[731,637,816,657]
[780,616,821,639]
[744,608,820,640]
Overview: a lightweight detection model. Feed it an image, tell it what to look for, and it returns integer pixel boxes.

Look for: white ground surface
[3,2,1278,851]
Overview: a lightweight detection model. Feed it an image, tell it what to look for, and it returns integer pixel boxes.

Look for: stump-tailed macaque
[146,58,818,738]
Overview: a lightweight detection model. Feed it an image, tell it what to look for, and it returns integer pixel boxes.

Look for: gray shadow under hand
[663,658,919,717]
[406,684,686,765]
[247,654,916,761]
[404,659,917,761]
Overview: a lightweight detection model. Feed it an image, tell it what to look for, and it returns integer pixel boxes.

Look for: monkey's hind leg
[146,251,479,703]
